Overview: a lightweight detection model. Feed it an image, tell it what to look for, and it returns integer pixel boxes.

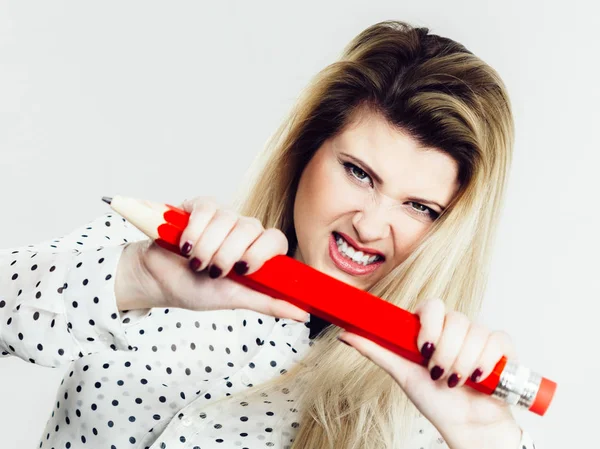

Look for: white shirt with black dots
[0,213,537,449]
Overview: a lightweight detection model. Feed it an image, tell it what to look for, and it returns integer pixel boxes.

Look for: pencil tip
[102,196,113,205]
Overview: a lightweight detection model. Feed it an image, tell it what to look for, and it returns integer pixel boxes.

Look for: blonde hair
[223,20,514,449]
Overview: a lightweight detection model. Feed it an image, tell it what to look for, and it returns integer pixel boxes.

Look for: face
[292,108,460,290]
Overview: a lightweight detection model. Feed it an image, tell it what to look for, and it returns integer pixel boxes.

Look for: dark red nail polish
[448,373,461,388]
[189,257,202,271]
[470,368,483,383]
[233,261,249,275]
[430,365,444,381]
[420,342,435,360]
[181,241,193,256]
[208,265,222,279]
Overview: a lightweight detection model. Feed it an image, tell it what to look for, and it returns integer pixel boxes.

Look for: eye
[342,162,373,186]
[411,202,428,212]
[408,202,439,220]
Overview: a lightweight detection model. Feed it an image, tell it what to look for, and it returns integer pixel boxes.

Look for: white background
[1,1,599,448]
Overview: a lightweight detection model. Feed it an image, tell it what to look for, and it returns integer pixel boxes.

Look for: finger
[227,282,309,322]
[336,331,423,390]
[471,330,517,384]
[427,311,470,382]
[241,228,289,275]
[179,198,218,257]
[190,209,239,273]
[414,298,446,362]
[337,331,400,375]
[210,217,264,278]
[446,322,490,388]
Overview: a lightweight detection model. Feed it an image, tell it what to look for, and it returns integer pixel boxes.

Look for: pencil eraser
[529,377,557,416]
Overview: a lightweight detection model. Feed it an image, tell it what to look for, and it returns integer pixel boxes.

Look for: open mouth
[328,232,385,276]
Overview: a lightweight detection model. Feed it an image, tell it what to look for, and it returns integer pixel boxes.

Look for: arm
[427,424,537,449]
[0,212,153,367]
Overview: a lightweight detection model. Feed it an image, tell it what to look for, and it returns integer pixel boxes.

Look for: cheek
[390,220,431,262]
[311,180,354,220]
[296,161,352,224]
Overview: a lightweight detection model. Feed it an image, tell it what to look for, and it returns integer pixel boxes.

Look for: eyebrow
[341,152,448,212]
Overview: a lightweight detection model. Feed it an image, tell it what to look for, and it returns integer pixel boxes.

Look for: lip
[329,233,384,276]
[334,231,385,258]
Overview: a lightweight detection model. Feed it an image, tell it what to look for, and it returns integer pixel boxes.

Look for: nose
[351,202,391,243]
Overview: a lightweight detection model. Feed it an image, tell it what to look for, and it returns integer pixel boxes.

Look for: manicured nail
[448,373,461,388]
[180,241,193,256]
[208,265,222,279]
[470,368,483,383]
[189,257,202,272]
[420,342,435,360]
[430,365,444,381]
[233,261,249,275]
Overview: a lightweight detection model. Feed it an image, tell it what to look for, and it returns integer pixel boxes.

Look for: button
[181,417,193,427]
[99,334,111,343]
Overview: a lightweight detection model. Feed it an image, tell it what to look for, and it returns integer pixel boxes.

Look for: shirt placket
[147,318,310,448]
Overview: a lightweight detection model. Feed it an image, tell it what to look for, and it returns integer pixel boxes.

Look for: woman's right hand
[115,196,309,323]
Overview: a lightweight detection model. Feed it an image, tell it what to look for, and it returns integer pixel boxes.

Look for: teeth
[334,234,381,265]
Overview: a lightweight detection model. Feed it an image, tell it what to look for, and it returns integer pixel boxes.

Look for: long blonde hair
[224,20,514,448]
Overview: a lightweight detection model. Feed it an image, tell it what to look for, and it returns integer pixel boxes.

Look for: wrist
[115,241,165,311]
[441,418,522,449]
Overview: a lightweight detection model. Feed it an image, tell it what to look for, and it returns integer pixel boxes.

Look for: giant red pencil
[103,195,557,416]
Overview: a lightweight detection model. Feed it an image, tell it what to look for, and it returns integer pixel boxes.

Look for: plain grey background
[1,1,599,448]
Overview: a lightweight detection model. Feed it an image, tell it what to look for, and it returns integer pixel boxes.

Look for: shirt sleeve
[0,212,153,367]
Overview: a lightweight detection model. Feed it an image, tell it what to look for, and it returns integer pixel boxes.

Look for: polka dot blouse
[0,213,536,449]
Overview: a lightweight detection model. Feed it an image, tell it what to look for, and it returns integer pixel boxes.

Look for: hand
[119,196,309,322]
[337,298,522,449]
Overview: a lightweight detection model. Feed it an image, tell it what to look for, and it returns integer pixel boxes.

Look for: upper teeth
[335,235,381,265]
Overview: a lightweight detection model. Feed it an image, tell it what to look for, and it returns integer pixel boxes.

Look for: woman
[0,21,536,449]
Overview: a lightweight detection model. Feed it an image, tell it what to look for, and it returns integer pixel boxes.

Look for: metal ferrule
[491,359,541,409]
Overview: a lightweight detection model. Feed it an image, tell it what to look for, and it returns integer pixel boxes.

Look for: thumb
[178,198,190,211]
[337,331,426,390]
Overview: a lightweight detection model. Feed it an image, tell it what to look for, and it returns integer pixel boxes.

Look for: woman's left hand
[337,297,522,449]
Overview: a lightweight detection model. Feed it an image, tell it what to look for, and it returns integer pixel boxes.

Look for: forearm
[1,241,148,364]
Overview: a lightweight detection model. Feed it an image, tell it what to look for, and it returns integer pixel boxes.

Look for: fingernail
[420,342,435,360]
[289,312,310,323]
[208,265,222,279]
[181,241,193,256]
[297,313,310,323]
[233,261,249,275]
[470,368,483,383]
[430,365,444,381]
[447,373,461,388]
[189,257,202,271]
[337,336,351,346]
